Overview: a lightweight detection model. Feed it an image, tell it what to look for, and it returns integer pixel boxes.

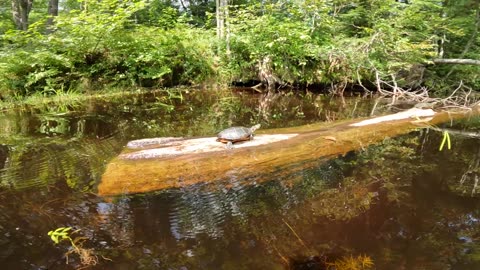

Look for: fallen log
[433,58,480,65]
[97,108,474,196]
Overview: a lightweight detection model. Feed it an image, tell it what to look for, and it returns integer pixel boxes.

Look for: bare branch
[433,58,480,65]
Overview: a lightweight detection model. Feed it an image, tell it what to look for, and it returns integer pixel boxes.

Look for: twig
[374,75,477,110]
[473,175,479,196]
[356,69,371,94]
[271,245,290,266]
[282,218,310,251]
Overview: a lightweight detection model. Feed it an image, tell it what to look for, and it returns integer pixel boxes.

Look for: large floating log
[98,108,473,196]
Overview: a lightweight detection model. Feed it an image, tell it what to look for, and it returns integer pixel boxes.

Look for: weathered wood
[433,58,480,65]
[98,108,472,196]
[122,134,298,159]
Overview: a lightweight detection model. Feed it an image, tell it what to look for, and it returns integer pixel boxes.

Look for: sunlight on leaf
[439,131,451,151]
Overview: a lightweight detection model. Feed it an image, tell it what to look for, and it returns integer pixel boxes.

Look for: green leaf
[439,131,451,151]
[47,227,73,244]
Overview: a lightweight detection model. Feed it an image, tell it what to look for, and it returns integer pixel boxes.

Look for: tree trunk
[98,108,479,196]
[46,0,59,33]
[216,0,222,38]
[258,56,279,89]
[216,0,227,39]
[11,0,33,30]
[224,0,230,55]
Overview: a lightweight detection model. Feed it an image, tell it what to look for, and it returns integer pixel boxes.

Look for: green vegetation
[48,227,75,245]
[48,227,98,266]
[328,255,374,270]
[0,0,479,101]
[439,130,452,151]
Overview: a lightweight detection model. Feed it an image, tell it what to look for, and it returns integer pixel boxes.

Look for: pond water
[0,89,479,269]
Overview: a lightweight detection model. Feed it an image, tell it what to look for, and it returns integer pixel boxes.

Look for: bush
[0,0,219,98]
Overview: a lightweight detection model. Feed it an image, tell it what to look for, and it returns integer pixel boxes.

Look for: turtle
[216,124,261,149]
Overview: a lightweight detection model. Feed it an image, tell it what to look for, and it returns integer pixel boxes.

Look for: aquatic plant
[48,227,75,245]
[327,255,374,270]
[439,130,452,151]
[48,227,98,266]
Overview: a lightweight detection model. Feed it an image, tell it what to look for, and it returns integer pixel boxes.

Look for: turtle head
[250,124,261,132]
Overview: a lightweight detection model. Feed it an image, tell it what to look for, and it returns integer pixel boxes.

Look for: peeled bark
[98,108,479,196]
[433,58,480,65]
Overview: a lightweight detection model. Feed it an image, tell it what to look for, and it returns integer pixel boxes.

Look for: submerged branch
[431,127,480,139]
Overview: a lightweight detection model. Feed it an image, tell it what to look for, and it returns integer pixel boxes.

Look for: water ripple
[168,177,248,240]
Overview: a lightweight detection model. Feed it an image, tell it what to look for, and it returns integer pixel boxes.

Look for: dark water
[0,89,479,269]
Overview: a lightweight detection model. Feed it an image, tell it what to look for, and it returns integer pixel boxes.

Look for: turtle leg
[226,141,233,149]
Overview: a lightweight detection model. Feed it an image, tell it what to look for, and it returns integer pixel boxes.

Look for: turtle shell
[217,126,253,143]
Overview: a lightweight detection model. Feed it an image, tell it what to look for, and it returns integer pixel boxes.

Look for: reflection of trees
[0,109,116,138]
[0,185,108,269]
[0,144,9,170]
[0,107,122,190]
[140,90,389,137]
[417,125,480,197]
[256,91,388,126]
[142,159,345,241]
[0,137,123,190]
[460,145,480,196]
[95,199,135,246]
[330,134,480,269]
[5,91,480,268]
[168,179,248,240]
[4,132,480,269]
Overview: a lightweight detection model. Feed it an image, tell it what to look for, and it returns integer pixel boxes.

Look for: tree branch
[433,58,480,65]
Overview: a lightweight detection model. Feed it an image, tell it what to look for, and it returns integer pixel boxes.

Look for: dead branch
[375,72,478,110]
[434,58,480,65]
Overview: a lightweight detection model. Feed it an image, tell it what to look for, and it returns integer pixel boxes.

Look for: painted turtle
[216,124,261,149]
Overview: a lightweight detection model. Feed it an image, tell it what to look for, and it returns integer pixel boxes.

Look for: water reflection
[0,136,121,190]
[168,179,250,240]
[96,199,135,247]
[0,90,480,269]
[170,186,225,240]
[0,144,9,170]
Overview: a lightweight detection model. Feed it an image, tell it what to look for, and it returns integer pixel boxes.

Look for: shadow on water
[0,89,479,269]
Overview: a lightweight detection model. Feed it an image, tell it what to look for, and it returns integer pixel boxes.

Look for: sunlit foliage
[0,0,479,97]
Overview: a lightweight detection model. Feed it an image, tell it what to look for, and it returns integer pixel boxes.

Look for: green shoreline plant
[1,0,479,99]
